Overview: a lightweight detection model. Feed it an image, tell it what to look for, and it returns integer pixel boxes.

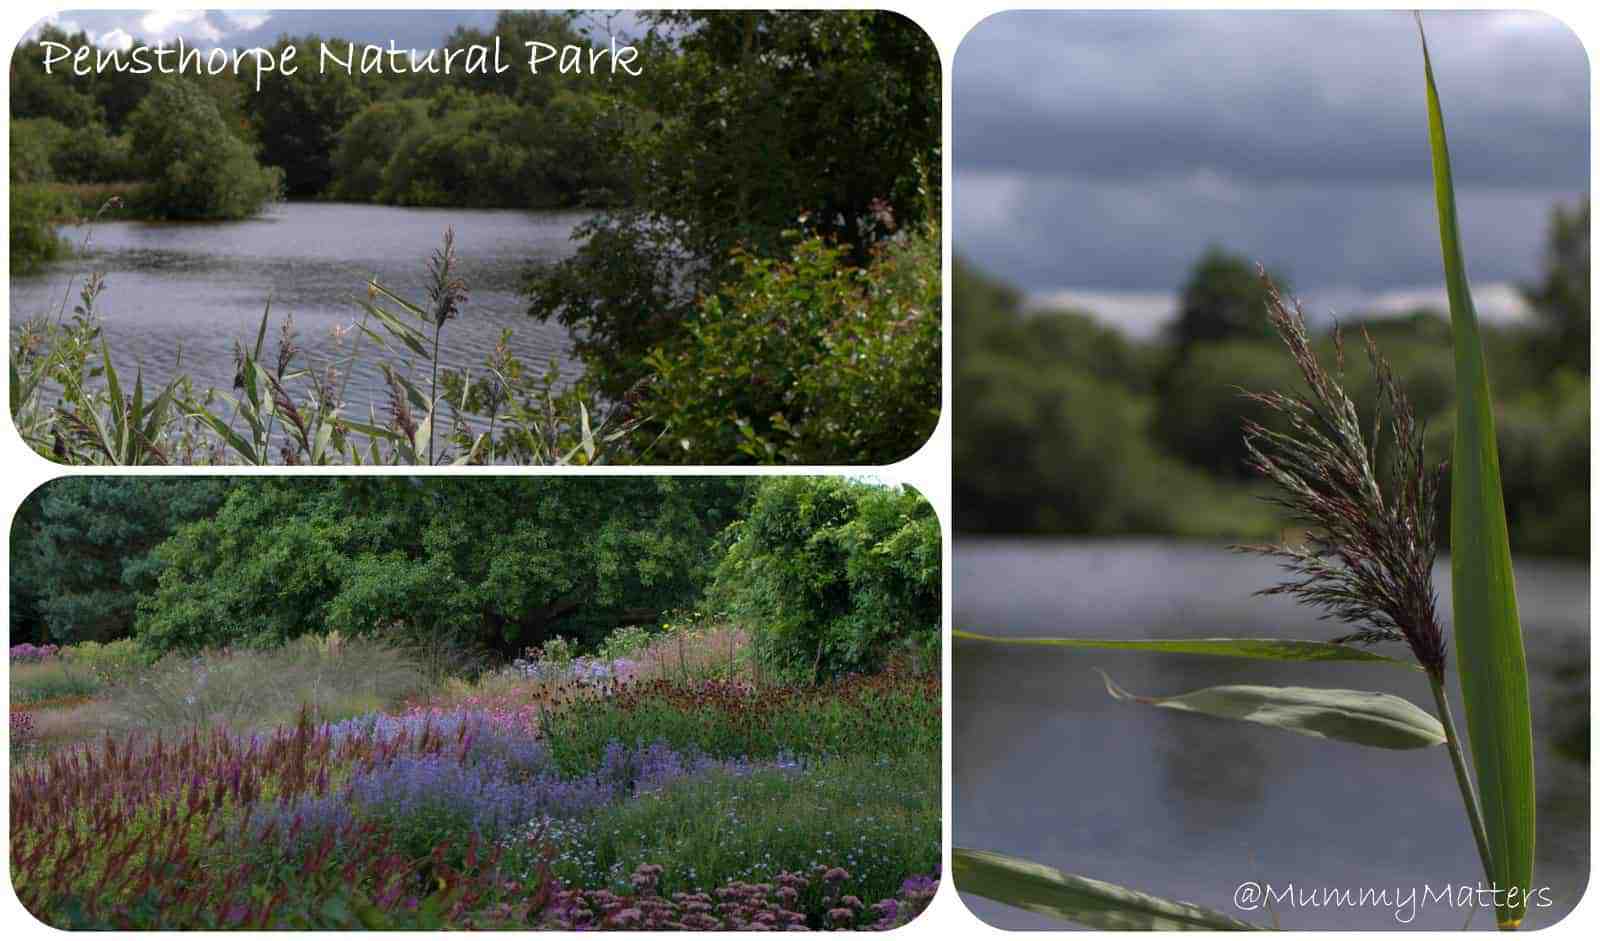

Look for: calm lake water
[10,202,585,422]
[954,539,1589,930]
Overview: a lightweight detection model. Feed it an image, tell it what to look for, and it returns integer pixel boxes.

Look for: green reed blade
[955,630,1421,667]
[1418,17,1534,927]
[953,848,1261,930]
[1098,670,1446,750]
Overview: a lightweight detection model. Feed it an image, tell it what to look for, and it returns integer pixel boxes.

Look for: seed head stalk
[1241,273,1501,905]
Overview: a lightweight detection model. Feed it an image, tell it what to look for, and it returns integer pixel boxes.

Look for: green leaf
[1418,17,1534,927]
[1098,670,1445,750]
[952,848,1260,930]
[955,630,1420,668]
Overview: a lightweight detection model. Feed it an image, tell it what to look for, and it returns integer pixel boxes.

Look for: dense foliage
[128,478,747,656]
[123,79,283,220]
[9,478,231,644]
[9,13,636,217]
[711,478,940,681]
[11,478,940,680]
[524,10,942,422]
[955,208,1589,557]
[641,223,941,464]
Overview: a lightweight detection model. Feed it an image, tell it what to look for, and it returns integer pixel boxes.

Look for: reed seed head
[1235,273,1447,670]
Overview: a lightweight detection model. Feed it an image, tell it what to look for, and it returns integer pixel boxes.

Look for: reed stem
[1428,665,1497,906]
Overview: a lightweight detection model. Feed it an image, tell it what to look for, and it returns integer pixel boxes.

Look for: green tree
[524,10,941,399]
[125,78,282,220]
[240,36,371,197]
[712,478,940,682]
[135,478,750,656]
[328,99,427,201]
[1170,247,1286,351]
[1521,197,1589,375]
[8,26,105,129]
[9,478,232,644]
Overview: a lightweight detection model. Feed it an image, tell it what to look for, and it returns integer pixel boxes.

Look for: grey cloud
[953,10,1588,301]
[955,10,1588,188]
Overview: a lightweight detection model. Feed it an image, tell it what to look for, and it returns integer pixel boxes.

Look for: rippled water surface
[10,202,586,420]
[955,539,1589,930]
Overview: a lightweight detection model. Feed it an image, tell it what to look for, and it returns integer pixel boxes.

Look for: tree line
[956,198,1589,557]
[10,476,940,681]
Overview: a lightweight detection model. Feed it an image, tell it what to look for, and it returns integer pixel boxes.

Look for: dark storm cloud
[953,10,1588,309]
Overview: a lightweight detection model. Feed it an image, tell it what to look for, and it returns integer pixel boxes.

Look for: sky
[954,10,1589,336]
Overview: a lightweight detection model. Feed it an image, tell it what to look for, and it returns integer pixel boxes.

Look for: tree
[524,10,941,399]
[135,478,751,656]
[711,478,939,682]
[1521,197,1589,375]
[239,36,371,197]
[126,78,282,219]
[8,26,106,129]
[9,479,232,644]
[1170,247,1286,351]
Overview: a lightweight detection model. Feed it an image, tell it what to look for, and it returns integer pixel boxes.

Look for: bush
[124,79,281,220]
[58,638,157,684]
[9,184,67,275]
[641,224,941,464]
[10,118,68,184]
[711,478,940,681]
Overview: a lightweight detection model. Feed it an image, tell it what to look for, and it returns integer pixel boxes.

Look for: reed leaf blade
[955,630,1420,667]
[952,848,1261,930]
[1419,18,1535,926]
[1099,670,1446,749]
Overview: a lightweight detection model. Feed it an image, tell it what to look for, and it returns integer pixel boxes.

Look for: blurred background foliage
[955,198,1589,558]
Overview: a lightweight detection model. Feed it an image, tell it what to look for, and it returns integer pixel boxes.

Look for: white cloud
[96,28,134,52]
[138,10,222,43]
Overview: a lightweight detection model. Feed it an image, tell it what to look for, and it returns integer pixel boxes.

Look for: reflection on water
[954,539,1589,930]
[9,202,586,422]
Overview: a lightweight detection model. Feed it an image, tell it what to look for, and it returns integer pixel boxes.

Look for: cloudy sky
[955,10,1588,335]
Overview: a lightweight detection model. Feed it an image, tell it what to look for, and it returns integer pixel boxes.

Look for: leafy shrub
[9,184,67,275]
[641,223,941,464]
[712,478,940,681]
[10,118,67,184]
[60,639,158,681]
[124,78,282,220]
[596,625,653,662]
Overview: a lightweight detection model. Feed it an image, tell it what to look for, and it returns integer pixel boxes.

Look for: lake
[954,539,1589,930]
[9,201,586,423]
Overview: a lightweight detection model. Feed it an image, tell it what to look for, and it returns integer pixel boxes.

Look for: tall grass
[108,634,427,735]
[11,229,639,466]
